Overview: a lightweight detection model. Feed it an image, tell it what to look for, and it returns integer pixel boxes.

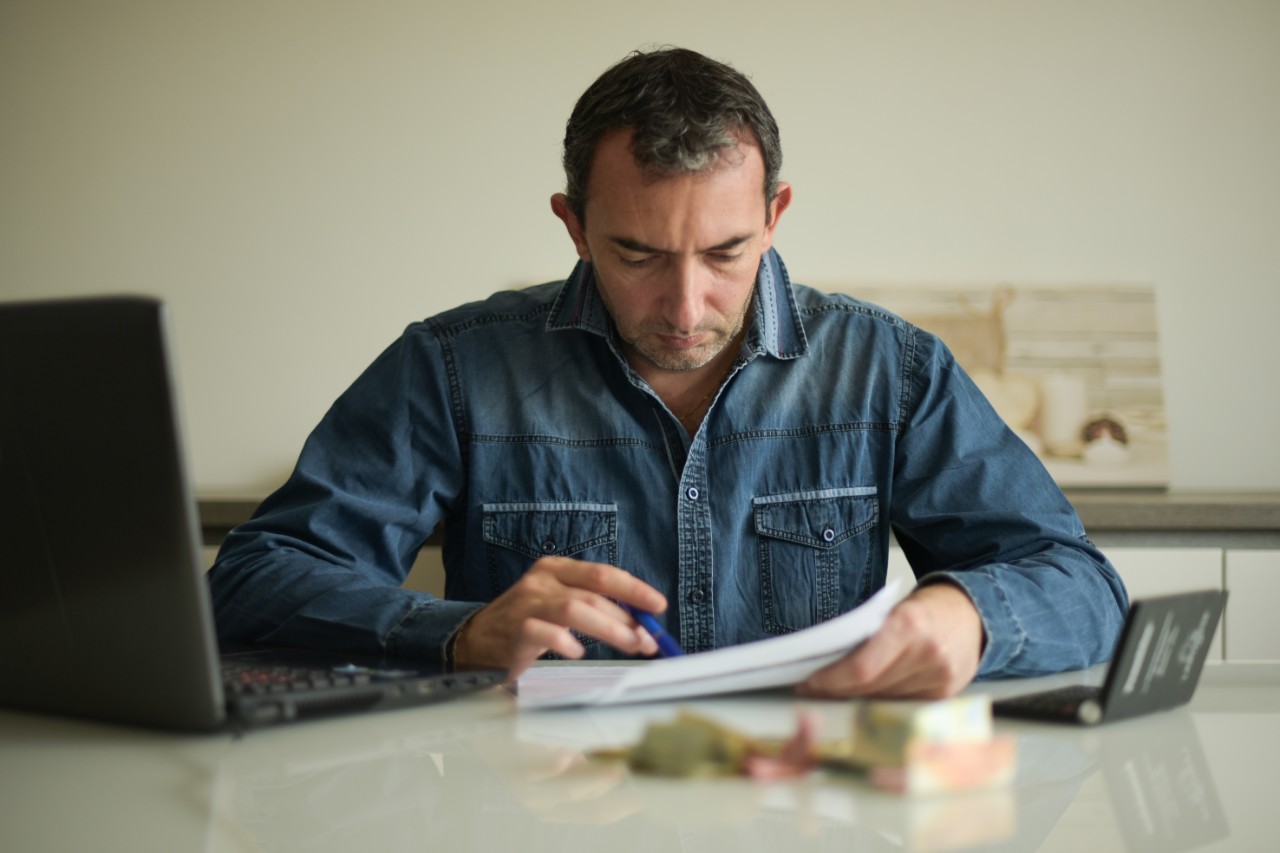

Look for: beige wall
[3,0,1277,494]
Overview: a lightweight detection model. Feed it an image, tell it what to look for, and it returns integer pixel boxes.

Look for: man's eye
[621,256,654,268]
[709,253,742,264]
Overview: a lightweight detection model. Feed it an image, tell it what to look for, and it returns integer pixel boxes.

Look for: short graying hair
[561,47,783,223]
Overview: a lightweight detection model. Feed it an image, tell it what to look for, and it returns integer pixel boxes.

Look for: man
[209,48,1128,699]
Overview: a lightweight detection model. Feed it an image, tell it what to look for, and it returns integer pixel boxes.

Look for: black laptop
[993,589,1226,725]
[0,295,504,731]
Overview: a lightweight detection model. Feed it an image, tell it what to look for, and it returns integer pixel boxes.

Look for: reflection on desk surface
[1100,713,1228,852]
[204,697,1223,852]
[4,665,1277,853]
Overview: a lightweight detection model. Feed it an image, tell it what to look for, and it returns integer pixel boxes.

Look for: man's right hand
[451,556,668,678]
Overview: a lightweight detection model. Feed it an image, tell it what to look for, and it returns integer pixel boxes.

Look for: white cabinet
[1224,550,1280,661]
[1105,547,1224,599]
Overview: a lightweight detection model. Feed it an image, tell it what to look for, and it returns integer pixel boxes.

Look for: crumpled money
[824,696,1015,795]
[595,710,817,780]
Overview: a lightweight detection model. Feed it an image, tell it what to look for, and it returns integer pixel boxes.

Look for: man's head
[551,49,791,376]
[560,47,783,226]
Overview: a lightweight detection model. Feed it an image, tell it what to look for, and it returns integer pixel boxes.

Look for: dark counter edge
[199,492,1280,551]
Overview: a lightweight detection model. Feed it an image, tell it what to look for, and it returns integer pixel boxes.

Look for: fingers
[535,556,668,613]
[798,584,983,700]
[506,618,586,679]
[801,643,950,699]
[518,557,665,656]
[799,626,909,698]
[530,589,657,657]
[456,556,667,671]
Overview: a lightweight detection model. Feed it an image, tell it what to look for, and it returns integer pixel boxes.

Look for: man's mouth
[657,332,710,351]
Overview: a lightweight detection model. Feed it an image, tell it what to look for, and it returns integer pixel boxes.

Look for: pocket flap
[753,488,878,550]
[482,502,618,560]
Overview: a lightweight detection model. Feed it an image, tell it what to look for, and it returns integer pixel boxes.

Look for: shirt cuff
[384,598,487,667]
[917,570,1027,679]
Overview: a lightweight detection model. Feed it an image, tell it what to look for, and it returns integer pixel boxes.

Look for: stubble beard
[618,300,751,373]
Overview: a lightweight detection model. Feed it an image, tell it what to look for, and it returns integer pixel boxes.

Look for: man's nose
[661,260,706,332]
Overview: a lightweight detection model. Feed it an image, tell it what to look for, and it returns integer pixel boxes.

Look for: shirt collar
[545,248,809,361]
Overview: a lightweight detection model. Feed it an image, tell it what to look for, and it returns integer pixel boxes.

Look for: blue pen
[622,603,685,657]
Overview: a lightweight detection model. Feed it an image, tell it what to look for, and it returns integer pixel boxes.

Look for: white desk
[2,664,1277,853]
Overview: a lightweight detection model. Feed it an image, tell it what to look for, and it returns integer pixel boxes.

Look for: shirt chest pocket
[481,501,619,595]
[753,488,879,634]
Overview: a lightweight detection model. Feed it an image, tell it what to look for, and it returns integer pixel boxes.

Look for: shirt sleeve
[888,330,1130,679]
[206,324,483,666]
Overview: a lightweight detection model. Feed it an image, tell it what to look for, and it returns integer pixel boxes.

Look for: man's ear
[762,182,793,250]
[550,193,591,262]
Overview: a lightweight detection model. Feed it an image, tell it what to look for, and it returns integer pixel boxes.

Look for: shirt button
[541,540,556,554]
[822,527,836,543]
[685,487,700,501]
[689,589,706,604]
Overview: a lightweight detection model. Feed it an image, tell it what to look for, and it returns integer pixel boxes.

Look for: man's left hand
[798,582,984,700]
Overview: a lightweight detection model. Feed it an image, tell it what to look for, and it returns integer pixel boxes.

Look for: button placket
[676,436,714,653]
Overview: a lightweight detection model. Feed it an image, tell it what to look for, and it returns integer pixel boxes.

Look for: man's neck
[630,329,744,432]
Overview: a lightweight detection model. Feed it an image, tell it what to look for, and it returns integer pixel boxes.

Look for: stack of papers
[518,581,903,709]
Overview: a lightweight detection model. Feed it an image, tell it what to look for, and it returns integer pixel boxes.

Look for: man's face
[552,129,791,375]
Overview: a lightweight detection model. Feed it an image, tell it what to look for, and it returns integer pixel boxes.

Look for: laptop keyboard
[1003,683,1100,712]
[221,660,376,697]
[994,683,1106,724]
[218,657,508,727]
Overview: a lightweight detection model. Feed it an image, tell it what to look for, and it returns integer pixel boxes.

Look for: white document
[517,580,904,710]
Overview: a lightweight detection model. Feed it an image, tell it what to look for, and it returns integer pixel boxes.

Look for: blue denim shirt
[209,250,1128,677]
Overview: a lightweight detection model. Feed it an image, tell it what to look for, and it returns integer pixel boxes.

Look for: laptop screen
[1100,589,1226,723]
[0,297,226,729]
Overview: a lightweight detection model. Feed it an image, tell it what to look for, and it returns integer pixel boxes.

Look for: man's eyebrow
[607,234,753,254]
